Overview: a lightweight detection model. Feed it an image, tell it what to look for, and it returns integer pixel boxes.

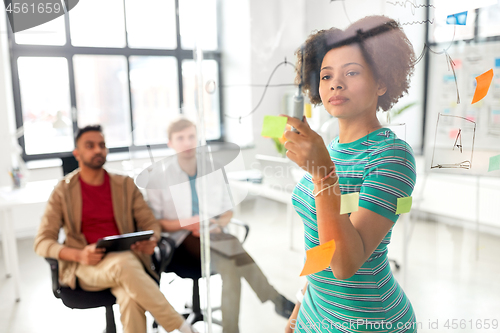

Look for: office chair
[389,258,400,270]
[45,237,175,333]
[61,155,79,176]
[173,218,250,326]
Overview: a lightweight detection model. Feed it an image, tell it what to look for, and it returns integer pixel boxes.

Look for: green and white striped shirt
[292,128,418,333]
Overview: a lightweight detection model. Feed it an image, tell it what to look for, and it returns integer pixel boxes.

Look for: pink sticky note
[449,129,459,139]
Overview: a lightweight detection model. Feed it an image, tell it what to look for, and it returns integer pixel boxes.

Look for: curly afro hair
[295,15,415,112]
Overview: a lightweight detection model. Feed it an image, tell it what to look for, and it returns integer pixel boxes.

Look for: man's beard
[82,154,106,169]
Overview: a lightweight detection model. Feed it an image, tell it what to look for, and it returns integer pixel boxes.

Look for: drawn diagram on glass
[225,19,421,122]
[452,128,463,153]
[437,103,457,126]
[386,0,462,103]
[222,59,297,122]
[430,113,476,169]
[386,0,435,15]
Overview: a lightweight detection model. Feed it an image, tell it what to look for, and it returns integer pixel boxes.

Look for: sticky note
[446,11,468,25]
[340,192,359,215]
[261,116,287,138]
[452,59,462,70]
[471,69,494,104]
[396,196,412,215]
[488,154,500,172]
[300,239,336,276]
[304,103,312,118]
[495,58,500,68]
[449,128,459,139]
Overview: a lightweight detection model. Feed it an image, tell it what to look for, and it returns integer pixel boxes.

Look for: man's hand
[209,220,223,234]
[80,244,105,266]
[131,236,157,255]
[182,215,201,230]
[211,213,231,228]
[182,215,201,237]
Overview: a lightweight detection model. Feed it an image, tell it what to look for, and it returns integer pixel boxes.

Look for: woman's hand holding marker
[279,114,334,181]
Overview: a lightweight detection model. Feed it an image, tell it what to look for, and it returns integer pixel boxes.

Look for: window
[8,0,222,160]
[17,57,73,155]
[181,59,221,140]
[428,0,500,44]
[129,56,180,145]
[478,1,500,38]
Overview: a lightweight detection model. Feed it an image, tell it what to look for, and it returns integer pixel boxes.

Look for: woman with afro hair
[280,16,418,332]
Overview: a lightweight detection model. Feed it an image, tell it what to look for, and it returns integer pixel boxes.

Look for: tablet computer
[96,230,154,253]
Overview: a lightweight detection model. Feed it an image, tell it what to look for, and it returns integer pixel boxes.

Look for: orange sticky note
[471,69,494,104]
[300,239,336,276]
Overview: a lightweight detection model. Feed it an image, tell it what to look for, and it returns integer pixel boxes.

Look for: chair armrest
[227,218,250,244]
[44,258,61,299]
[152,237,175,277]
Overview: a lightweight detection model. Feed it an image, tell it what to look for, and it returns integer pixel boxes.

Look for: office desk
[0,179,57,302]
[229,179,298,250]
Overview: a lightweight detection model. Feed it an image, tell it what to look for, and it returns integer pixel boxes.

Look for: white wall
[220,0,253,148]
[247,0,306,160]
[220,0,307,170]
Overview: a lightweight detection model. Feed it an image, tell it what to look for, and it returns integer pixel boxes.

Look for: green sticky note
[396,196,412,215]
[488,154,500,172]
[340,192,359,215]
[261,116,287,138]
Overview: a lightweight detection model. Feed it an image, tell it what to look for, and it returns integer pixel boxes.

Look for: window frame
[8,0,224,161]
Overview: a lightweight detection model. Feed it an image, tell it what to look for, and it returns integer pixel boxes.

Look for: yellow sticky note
[340,192,359,215]
[261,115,288,138]
[300,239,336,276]
[396,196,412,214]
[471,69,493,104]
[304,103,312,118]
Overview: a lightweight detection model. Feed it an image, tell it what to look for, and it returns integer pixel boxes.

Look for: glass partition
[127,1,500,332]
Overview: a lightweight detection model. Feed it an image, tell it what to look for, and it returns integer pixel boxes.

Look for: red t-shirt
[80,171,120,244]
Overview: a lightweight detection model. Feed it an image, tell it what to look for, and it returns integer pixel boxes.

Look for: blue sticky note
[446,11,468,25]
[495,58,500,68]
